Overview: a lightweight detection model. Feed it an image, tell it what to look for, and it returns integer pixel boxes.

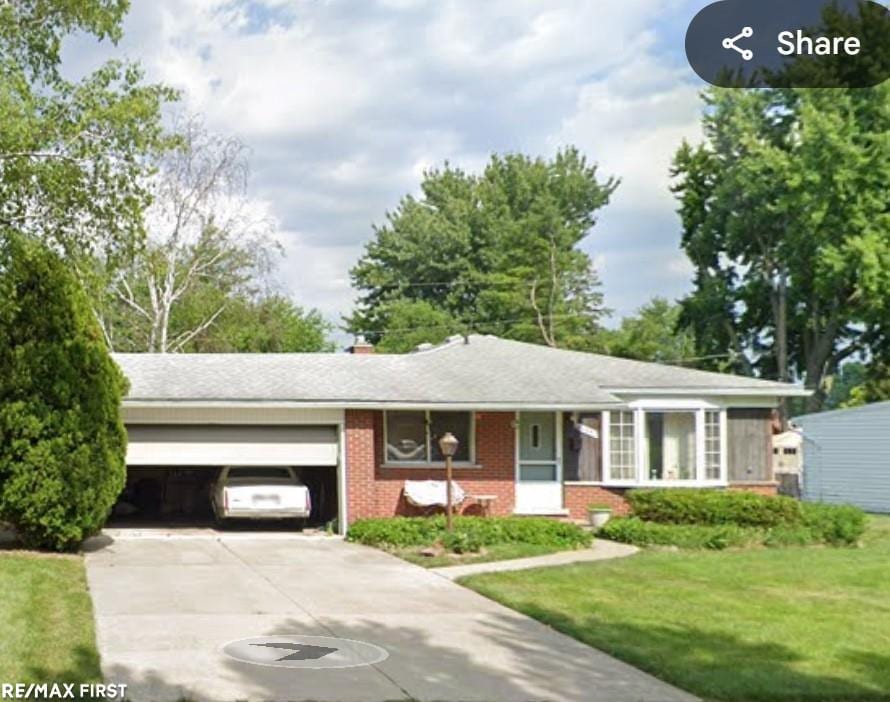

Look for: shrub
[627,489,802,528]
[800,503,866,546]
[346,516,442,548]
[441,530,483,554]
[347,516,592,551]
[599,517,761,550]
[0,235,128,551]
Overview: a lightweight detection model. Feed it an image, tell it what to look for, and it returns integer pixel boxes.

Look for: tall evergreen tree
[0,235,128,550]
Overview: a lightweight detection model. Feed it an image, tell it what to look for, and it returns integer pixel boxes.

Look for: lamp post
[438,431,459,532]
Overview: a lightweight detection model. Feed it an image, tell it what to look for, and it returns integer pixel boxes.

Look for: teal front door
[516,412,563,513]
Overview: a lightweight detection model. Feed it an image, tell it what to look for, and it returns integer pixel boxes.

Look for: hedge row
[347,516,592,550]
[598,517,763,550]
[626,489,802,528]
[600,489,867,549]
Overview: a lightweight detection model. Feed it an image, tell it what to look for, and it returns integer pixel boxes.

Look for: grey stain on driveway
[223,635,388,668]
[84,535,698,702]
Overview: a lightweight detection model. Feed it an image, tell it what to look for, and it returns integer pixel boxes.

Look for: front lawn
[0,552,101,687]
[463,515,890,702]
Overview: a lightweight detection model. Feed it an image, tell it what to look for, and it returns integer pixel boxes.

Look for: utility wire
[347,312,590,338]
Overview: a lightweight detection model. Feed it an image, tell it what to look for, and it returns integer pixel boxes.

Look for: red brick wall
[345,409,378,522]
[564,485,632,521]
[344,410,516,523]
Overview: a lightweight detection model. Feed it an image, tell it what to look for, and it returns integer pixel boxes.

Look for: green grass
[395,541,577,568]
[462,515,890,702]
[0,552,101,688]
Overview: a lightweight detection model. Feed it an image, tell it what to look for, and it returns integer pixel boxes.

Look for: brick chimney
[348,335,374,355]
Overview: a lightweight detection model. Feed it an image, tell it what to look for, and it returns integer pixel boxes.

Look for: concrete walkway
[84,535,695,702]
[431,539,639,580]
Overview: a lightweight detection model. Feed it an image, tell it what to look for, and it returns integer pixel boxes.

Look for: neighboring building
[773,430,803,474]
[794,401,890,514]
[113,334,807,533]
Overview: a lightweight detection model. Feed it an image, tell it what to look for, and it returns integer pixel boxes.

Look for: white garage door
[126,425,339,467]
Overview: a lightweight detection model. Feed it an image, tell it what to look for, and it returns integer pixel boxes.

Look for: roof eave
[604,387,812,397]
[121,399,626,410]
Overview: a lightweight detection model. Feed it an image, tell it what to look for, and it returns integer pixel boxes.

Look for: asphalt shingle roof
[114,334,806,407]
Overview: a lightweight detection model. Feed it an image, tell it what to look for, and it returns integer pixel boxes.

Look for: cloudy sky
[65,0,713,341]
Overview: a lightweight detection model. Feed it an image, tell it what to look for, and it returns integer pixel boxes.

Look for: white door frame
[514,411,564,514]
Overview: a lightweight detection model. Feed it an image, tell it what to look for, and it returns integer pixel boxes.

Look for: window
[530,424,541,449]
[608,411,636,480]
[385,410,473,464]
[783,447,797,455]
[385,411,427,462]
[601,408,726,485]
[644,412,696,481]
[227,467,293,479]
[429,411,472,462]
[704,410,722,480]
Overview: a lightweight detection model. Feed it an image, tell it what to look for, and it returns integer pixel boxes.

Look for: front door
[515,412,563,513]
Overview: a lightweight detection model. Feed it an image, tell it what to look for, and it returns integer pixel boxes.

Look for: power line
[347,312,591,338]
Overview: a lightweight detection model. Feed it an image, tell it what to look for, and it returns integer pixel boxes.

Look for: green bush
[602,506,866,551]
[0,235,128,551]
[800,503,866,545]
[627,489,802,527]
[599,517,762,550]
[346,516,442,548]
[347,516,592,551]
[441,530,484,554]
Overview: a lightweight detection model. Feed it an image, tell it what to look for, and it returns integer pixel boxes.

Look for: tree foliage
[190,295,334,353]
[597,297,697,364]
[672,85,890,411]
[0,234,128,551]
[0,0,176,262]
[348,148,617,350]
[97,117,331,353]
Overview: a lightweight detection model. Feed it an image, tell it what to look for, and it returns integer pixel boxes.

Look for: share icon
[722,26,754,61]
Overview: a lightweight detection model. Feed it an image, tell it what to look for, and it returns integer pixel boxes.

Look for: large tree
[0,234,128,550]
[0,0,175,261]
[348,148,617,350]
[672,84,890,412]
[97,117,332,353]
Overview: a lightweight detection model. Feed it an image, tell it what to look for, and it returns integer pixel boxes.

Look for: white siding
[798,402,890,513]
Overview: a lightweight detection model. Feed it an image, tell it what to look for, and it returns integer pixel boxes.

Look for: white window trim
[382,410,476,467]
[599,404,729,487]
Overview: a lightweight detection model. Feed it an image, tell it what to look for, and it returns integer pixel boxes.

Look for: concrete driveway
[84,535,696,702]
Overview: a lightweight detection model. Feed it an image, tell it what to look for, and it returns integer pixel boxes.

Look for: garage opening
[110,423,340,530]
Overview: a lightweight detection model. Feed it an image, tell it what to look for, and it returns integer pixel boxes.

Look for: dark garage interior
[111,466,338,529]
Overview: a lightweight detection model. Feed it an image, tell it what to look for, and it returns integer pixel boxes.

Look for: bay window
[601,406,725,484]
[385,410,473,464]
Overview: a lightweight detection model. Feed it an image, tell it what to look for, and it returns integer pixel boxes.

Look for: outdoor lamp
[438,432,459,532]
[438,432,459,458]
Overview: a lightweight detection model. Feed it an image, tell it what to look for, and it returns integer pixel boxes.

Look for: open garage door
[126,425,339,467]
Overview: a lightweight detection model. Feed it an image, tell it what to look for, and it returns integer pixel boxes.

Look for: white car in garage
[212,466,312,525]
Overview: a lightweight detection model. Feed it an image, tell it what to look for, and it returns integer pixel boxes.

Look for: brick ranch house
[113,334,807,534]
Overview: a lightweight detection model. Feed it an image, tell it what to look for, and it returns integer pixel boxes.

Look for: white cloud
[63,0,706,333]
